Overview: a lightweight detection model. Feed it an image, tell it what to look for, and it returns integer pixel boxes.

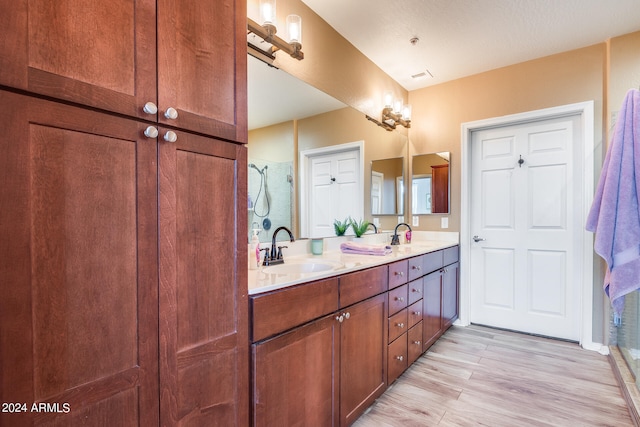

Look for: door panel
[0,91,158,426]
[158,132,248,426]
[470,116,580,340]
[0,0,156,120]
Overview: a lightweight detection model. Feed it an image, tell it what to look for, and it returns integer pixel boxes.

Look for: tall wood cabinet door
[442,262,460,328]
[0,0,157,120]
[252,315,339,427]
[157,0,247,143]
[340,294,388,427]
[0,91,159,426]
[422,271,442,351]
[158,132,248,426]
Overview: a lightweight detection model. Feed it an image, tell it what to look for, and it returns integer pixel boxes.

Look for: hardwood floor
[353,325,634,426]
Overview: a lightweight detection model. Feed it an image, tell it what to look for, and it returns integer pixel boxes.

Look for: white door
[308,149,362,237]
[470,115,581,341]
[371,171,383,215]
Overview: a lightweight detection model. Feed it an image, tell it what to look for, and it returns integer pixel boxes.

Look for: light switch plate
[412,216,419,226]
[441,217,449,228]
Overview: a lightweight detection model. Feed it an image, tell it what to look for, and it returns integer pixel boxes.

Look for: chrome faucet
[390,222,412,245]
[263,226,295,266]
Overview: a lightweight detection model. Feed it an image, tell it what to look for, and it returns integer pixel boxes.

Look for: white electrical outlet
[373,217,380,227]
[412,216,419,226]
[397,216,404,224]
[441,217,449,229]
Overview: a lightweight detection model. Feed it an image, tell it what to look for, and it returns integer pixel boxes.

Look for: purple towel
[340,241,392,256]
[586,88,640,314]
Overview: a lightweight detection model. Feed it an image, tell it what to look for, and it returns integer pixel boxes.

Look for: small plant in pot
[350,217,370,238]
[333,218,350,236]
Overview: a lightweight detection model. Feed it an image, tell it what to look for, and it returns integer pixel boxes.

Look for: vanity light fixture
[381,91,411,129]
[247,0,304,61]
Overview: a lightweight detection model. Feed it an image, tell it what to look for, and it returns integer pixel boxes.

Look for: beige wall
[408,43,607,232]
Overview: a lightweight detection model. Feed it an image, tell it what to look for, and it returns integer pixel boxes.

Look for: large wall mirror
[371,157,404,215]
[411,152,450,215]
[248,54,407,242]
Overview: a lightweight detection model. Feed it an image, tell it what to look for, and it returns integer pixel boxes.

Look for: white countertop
[248,233,458,295]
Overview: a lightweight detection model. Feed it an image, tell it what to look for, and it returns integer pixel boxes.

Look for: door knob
[473,235,486,242]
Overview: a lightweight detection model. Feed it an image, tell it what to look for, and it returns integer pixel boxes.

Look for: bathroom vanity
[248,240,459,426]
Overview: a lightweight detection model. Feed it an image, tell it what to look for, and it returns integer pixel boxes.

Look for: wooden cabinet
[251,269,387,427]
[0,0,246,142]
[252,314,339,427]
[158,131,248,426]
[0,91,160,426]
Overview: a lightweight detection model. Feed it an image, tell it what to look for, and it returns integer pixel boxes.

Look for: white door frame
[299,141,365,238]
[459,101,602,352]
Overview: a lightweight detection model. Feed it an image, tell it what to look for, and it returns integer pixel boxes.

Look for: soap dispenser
[249,229,260,270]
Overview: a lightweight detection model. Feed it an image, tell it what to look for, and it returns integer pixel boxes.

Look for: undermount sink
[263,259,342,275]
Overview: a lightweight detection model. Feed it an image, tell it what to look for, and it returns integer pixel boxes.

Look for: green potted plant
[350,217,370,238]
[333,218,350,236]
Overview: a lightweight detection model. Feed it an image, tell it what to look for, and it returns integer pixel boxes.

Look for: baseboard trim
[609,346,640,427]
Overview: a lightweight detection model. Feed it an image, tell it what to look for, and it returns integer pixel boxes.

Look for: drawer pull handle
[395,297,404,302]
[413,340,421,345]
[395,355,404,361]
[396,322,405,328]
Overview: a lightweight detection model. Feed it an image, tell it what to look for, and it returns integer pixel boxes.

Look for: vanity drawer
[444,245,459,265]
[339,265,387,308]
[251,278,339,342]
[423,250,444,274]
[408,300,422,328]
[408,278,424,305]
[388,259,409,289]
[388,284,408,315]
[388,333,407,384]
[408,255,424,281]
[388,308,408,342]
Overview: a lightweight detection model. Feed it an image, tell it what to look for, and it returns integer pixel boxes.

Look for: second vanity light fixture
[381,91,412,129]
[248,0,304,60]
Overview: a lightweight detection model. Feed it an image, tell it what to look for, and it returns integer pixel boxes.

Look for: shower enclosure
[618,293,640,390]
[247,158,293,243]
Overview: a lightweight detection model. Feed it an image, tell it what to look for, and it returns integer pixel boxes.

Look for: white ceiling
[301,0,640,91]
[249,0,640,129]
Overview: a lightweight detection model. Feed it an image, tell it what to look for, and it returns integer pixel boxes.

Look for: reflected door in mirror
[431,164,449,213]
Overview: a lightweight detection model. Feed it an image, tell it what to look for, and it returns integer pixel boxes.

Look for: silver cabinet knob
[143,102,158,115]
[413,311,421,316]
[343,312,350,320]
[412,265,421,271]
[395,355,404,361]
[144,126,158,138]
[396,322,405,328]
[164,107,178,120]
[394,271,404,277]
[413,340,421,345]
[163,131,178,143]
[412,288,421,293]
[395,296,404,302]
[336,315,344,323]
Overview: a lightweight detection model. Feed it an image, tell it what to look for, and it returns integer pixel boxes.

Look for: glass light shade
[260,0,276,25]
[383,91,394,108]
[393,99,403,114]
[286,15,302,43]
[402,104,412,120]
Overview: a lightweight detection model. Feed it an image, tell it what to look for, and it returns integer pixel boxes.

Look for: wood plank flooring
[353,325,634,426]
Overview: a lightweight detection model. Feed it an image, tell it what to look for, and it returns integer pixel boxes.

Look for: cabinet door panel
[442,262,460,328]
[159,132,248,426]
[340,294,387,426]
[157,0,247,142]
[423,271,442,351]
[0,91,158,426]
[0,0,156,120]
[253,315,338,427]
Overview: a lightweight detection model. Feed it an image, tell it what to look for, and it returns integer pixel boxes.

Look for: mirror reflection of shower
[248,159,293,243]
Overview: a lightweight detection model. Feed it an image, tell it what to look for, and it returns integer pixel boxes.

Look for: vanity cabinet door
[442,262,460,328]
[340,294,388,426]
[423,270,443,351]
[252,314,339,427]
